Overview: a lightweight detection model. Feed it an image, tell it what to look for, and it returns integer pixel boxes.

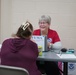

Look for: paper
[57,54,76,58]
[32,36,46,51]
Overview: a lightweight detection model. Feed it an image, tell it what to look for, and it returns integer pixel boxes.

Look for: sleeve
[52,31,62,49]
[0,40,6,60]
[52,41,62,50]
[53,31,61,43]
[1,39,9,55]
[1,40,6,52]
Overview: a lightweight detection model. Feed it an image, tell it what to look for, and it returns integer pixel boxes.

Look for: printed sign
[32,35,47,51]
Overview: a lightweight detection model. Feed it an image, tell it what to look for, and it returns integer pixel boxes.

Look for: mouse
[61,48,67,52]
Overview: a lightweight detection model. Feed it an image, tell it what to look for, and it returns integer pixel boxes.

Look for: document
[32,36,46,51]
[57,54,76,58]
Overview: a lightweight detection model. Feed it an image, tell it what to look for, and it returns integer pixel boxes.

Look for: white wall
[0,0,76,49]
[0,0,12,42]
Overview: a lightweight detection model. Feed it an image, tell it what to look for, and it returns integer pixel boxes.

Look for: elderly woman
[33,15,62,75]
[33,15,62,50]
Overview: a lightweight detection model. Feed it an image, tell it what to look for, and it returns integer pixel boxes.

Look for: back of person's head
[16,21,33,39]
[39,15,51,24]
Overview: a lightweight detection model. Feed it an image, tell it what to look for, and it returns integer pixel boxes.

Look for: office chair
[0,65,29,75]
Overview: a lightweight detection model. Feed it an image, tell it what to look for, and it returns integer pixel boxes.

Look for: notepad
[57,54,76,58]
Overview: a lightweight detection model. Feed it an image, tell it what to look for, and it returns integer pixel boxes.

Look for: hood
[10,38,26,53]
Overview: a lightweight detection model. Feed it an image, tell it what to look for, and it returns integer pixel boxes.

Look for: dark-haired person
[33,15,62,75]
[1,21,41,75]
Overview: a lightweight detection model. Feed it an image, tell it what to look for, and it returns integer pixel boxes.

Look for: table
[37,50,76,75]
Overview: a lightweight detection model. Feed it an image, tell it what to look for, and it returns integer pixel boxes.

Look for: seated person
[1,21,42,75]
[33,15,62,75]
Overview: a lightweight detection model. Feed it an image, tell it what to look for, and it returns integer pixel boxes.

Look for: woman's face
[39,21,50,31]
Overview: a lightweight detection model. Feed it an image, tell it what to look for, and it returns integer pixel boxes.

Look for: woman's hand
[47,42,52,48]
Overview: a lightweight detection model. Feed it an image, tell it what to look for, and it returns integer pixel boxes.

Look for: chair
[0,65,29,75]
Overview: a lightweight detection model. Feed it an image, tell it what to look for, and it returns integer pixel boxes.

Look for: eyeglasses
[39,22,48,24]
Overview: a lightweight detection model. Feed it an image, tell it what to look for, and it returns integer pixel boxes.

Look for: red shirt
[33,29,60,44]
